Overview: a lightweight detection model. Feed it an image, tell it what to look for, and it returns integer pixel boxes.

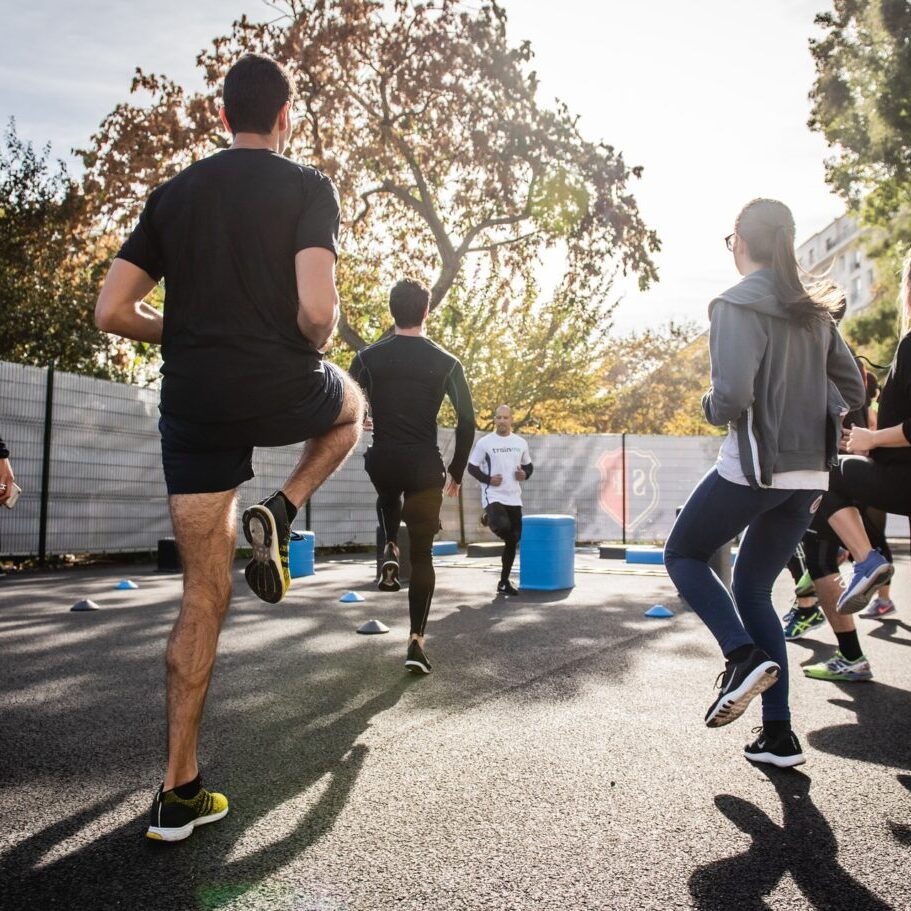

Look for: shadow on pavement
[865,618,911,648]
[689,768,890,911]
[0,566,673,911]
[807,681,911,771]
[890,775,911,846]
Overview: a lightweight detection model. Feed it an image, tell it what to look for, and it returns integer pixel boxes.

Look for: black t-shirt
[349,335,476,482]
[874,333,911,466]
[117,149,340,422]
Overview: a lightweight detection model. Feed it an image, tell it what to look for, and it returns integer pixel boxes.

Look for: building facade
[796,214,875,316]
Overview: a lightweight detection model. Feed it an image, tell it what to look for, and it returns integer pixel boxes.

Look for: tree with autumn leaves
[2,1,709,432]
[808,0,911,367]
[73,0,662,430]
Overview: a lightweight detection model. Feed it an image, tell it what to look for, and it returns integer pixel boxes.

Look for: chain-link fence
[5,360,902,559]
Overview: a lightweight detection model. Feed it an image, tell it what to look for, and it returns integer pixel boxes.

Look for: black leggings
[820,456,911,522]
[794,504,893,582]
[485,503,523,583]
[365,444,445,636]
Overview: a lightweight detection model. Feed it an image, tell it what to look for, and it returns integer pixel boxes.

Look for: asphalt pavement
[0,551,908,910]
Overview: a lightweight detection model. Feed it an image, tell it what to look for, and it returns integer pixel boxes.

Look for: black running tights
[485,503,523,583]
[366,444,446,636]
[376,486,443,635]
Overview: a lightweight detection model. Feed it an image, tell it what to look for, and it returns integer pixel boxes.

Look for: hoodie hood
[708,268,789,321]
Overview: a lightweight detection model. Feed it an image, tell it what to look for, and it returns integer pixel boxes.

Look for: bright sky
[1,0,839,332]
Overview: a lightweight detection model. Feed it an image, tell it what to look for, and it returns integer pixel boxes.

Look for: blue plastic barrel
[519,515,576,591]
[289,530,316,578]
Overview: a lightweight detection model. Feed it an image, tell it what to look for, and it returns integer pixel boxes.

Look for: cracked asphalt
[0,551,908,910]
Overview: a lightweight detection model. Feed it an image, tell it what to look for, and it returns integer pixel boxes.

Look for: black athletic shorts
[160,361,345,495]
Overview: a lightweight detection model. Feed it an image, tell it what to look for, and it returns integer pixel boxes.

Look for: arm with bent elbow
[701,302,765,426]
[94,259,162,343]
[295,247,339,351]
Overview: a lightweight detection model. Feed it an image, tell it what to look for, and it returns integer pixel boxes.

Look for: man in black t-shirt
[349,279,475,674]
[95,54,364,842]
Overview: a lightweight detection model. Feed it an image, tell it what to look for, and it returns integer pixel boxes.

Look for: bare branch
[335,308,367,352]
[466,230,540,254]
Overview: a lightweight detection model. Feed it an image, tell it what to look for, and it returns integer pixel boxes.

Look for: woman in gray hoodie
[664,198,866,768]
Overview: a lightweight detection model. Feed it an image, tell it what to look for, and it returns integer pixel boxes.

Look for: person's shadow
[865,618,911,649]
[808,680,911,771]
[689,768,890,911]
[0,676,411,910]
[0,564,670,911]
[890,775,911,846]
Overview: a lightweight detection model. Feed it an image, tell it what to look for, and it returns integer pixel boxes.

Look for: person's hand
[444,474,460,498]
[0,458,14,506]
[489,474,503,487]
[845,424,875,455]
[514,468,527,481]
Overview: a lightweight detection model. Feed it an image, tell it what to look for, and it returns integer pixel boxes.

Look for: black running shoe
[378,541,401,592]
[405,639,432,674]
[744,726,806,768]
[704,647,780,728]
[243,492,292,604]
[497,580,519,596]
[146,779,229,842]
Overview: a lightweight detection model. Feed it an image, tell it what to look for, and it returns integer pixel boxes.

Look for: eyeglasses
[725,233,736,252]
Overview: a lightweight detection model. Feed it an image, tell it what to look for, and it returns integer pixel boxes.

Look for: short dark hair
[222,54,294,135]
[389,278,430,328]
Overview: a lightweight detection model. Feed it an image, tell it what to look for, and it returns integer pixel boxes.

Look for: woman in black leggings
[821,249,911,617]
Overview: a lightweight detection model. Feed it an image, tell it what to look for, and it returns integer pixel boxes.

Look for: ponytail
[735,198,843,328]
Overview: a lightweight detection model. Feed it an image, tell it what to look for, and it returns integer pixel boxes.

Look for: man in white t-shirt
[467,404,534,596]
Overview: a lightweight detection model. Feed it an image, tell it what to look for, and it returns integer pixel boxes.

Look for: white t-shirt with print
[468,432,531,507]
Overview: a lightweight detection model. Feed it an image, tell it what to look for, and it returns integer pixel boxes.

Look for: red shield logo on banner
[598,447,660,533]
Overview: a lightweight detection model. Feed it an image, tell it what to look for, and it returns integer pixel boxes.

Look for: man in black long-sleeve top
[349,278,476,674]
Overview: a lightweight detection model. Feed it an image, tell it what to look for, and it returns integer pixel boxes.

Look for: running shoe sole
[803,667,873,682]
[243,505,288,604]
[378,560,401,592]
[837,562,894,615]
[705,662,780,728]
[743,748,806,768]
[147,806,228,843]
[405,659,431,674]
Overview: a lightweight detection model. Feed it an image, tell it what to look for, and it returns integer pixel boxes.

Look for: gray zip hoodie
[702,268,866,489]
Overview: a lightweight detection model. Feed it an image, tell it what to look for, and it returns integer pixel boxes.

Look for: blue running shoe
[837,550,894,615]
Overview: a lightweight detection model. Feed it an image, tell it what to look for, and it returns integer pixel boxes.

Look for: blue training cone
[116,579,139,590]
[340,591,365,603]
[645,604,674,618]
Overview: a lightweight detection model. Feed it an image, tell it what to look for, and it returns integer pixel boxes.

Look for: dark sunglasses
[725,233,736,252]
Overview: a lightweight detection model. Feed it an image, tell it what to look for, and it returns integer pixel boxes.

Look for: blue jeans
[664,470,821,722]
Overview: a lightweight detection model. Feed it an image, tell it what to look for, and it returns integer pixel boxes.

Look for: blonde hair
[735,199,844,327]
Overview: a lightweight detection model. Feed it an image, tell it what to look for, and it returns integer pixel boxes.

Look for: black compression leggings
[366,444,445,637]
[485,503,523,583]
[376,487,443,635]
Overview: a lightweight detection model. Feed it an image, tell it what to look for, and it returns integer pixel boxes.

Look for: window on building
[867,269,874,287]
[852,276,861,300]
[826,235,836,251]
[852,249,861,270]
[807,248,815,266]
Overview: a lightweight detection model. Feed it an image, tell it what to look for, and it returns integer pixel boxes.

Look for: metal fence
[2,360,904,558]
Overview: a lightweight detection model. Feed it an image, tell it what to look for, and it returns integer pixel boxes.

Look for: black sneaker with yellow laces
[243,491,294,603]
